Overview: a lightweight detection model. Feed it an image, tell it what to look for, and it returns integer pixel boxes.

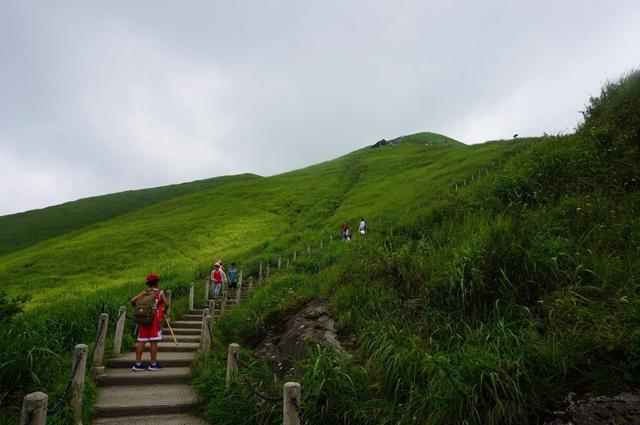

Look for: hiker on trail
[211,263,227,298]
[342,222,350,240]
[130,273,169,371]
[228,262,238,289]
[359,217,367,235]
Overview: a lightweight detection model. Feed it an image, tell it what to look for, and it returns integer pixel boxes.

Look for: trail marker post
[189,283,194,311]
[293,250,297,261]
[283,382,302,425]
[248,276,253,292]
[113,305,126,354]
[72,344,88,425]
[166,290,172,320]
[204,277,209,301]
[20,392,48,425]
[201,315,213,356]
[92,313,109,375]
[278,256,282,269]
[226,343,240,389]
[236,271,242,304]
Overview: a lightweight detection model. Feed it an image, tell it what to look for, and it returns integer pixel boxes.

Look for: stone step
[143,342,200,352]
[170,321,202,329]
[109,352,196,368]
[94,413,208,425]
[162,334,200,343]
[97,367,191,386]
[190,309,203,314]
[182,314,203,321]
[165,328,201,336]
[94,384,199,418]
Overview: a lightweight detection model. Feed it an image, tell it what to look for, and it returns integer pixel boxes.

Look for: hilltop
[1,71,639,424]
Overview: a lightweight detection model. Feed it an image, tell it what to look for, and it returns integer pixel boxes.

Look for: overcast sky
[1,1,639,215]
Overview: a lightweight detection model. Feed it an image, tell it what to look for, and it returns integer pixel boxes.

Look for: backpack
[134,290,158,326]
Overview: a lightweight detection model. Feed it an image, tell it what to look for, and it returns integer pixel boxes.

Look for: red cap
[146,273,159,283]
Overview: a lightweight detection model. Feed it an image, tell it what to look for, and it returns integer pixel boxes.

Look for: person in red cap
[130,273,169,371]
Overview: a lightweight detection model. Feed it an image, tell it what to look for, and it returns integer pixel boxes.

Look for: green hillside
[1,71,639,424]
[0,173,260,256]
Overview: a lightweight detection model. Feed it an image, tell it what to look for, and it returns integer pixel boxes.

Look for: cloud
[1,0,639,215]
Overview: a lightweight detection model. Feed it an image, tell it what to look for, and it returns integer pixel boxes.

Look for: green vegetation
[0,173,260,256]
[1,72,638,424]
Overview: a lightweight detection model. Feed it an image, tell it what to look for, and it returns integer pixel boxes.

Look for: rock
[371,139,387,148]
[544,391,640,425]
[255,299,346,373]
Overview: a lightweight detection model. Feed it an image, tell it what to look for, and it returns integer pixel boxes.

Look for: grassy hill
[0,173,260,256]
[1,71,639,424]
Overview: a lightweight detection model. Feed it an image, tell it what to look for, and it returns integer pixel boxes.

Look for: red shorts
[138,311,163,342]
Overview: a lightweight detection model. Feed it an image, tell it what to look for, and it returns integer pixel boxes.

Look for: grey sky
[1,1,639,215]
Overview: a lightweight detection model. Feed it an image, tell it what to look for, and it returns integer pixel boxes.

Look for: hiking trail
[93,284,250,424]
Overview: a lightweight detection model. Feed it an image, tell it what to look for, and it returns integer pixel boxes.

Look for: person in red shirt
[130,273,169,371]
[342,222,350,240]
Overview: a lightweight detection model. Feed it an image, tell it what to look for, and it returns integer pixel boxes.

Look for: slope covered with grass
[0,173,260,256]
[1,71,639,424]
[193,72,640,424]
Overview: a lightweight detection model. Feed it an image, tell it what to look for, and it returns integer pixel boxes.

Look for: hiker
[130,273,169,371]
[211,262,227,298]
[342,222,350,240]
[359,217,367,235]
[228,262,238,289]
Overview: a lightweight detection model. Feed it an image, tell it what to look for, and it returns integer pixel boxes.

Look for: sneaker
[132,363,146,371]
[148,362,164,371]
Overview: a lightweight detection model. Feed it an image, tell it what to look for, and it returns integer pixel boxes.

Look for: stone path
[93,285,250,424]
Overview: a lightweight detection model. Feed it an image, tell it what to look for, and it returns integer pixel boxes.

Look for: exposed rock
[255,299,346,374]
[544,391,640,425]
[371,139,387,148]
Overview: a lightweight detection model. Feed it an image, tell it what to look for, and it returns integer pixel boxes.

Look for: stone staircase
[93,285,253,424]
[93,307,206,424]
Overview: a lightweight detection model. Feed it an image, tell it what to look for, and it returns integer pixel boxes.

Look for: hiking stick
[164,315,179,346]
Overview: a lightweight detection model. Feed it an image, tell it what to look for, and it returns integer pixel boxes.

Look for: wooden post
[204,277,209,300]
[189,283,194,311]
[283,382,302,425]
[286,258,290,268]
[208,299,214,314]
[92,313,109,375]
[226,343,240,389]
[293,250,297,261]
[113,305,126,354]
[201,308,209,334]
[201,315,213,356]
[259,261,263,285]
[278,255,282,269]
[20,392,48,425]
[320,240,323,248]
[248,276,253,292]
[307,244,310,253]
[236,274,242,304]
[71,343,88,425]
[166,290,172,320]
